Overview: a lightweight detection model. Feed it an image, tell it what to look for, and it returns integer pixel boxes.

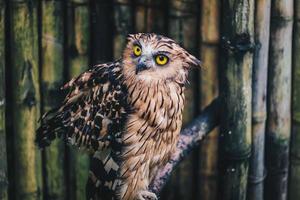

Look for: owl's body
[36,33,201,200]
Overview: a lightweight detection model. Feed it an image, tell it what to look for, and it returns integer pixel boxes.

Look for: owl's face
[122,33,201,83]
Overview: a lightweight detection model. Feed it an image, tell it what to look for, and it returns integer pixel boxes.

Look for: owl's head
[122,33,201,83]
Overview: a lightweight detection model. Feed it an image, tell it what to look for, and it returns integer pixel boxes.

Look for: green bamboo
[289,0,300,199]
[219,0,254,199]
[167,0,198,199]
[66,1,90,199]
[265,0,293,199]
[247,0,271,200]
[8,1,41,199]
[114,0,133,58]
[67,0,90,77]
[40,1,66,199]
[198,0,220,199]
[135,0,166,34]
[0,0,8,199]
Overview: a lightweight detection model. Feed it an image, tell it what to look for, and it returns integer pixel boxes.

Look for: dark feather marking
[137,120,148,134]
[150,112,157,127]
[131,158,141,171]
[153,103,157,113]
[155,83,159,98]
[131,89,143,106]
[132,176,139,195]
[143,100,151,119]
[167,119,174,130]
[175,92,181,112]
[136,135,150,155]
[156,43,174,50]
[160,95,164,109]
[143,87,150,103]
[129,83,138,97]
[126,118,140,129]
[123,133,134,143]
[122,146,135,157]
[155,132,164,147]
[151,129,161,142]
[138,125,149,142]
[120,167,130,178]
[122,184,130,200]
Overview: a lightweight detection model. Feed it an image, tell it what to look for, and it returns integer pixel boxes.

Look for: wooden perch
[149,97,220,195]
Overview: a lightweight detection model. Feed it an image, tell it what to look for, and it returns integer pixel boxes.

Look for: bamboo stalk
[166,0,198,199]
[134,0,166,34]
[198,0,220,199]
[8,1,41,199]
[289,0,300,199]
[67,0,90,77]
[0,0,8,199]
[247,0,271,200]
[219,0,254,199]
[40,1,66,199]
[66,1,90,199]
[113,0,133,59]
[265,0,293,199]
[90,0,114,64]
[134,0,147,33]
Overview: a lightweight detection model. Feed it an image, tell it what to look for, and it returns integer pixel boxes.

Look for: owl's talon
[136,190,158,200]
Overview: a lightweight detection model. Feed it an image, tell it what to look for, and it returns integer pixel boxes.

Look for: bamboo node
[290,152,300,165]
[0,99,4,107]
[221,33,255,54]
[266,167,288,176]
[252,112,267,123]
[41,84,65,107]
[292,117,300,124]
[67,1,89,7]
[22,91,36,107]
[0,179,9,188]
[248,169,267,184]
[222,147,251,161]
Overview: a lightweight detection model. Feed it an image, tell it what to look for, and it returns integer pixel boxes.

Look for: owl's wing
[35,60,129,151]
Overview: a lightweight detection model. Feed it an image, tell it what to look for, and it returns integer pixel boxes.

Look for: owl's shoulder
[63,59,123,90]
[36,59,131,151]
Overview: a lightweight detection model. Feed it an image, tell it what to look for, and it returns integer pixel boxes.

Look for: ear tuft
[126,34,135,40]
[187,54,202,68]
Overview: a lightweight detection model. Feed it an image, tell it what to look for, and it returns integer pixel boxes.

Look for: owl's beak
[136,63,148,74]
[136,56,150,74]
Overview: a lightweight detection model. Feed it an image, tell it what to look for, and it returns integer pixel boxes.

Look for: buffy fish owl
[36,33,201,200]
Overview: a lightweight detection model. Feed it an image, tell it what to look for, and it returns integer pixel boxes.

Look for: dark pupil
[136,48,140,52]
[159,56,164,61]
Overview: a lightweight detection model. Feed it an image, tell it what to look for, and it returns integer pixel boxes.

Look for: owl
[36,33,201,200]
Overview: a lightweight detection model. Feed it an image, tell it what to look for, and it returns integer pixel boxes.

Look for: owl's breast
[121,80,185,165]
[127,80,185,131]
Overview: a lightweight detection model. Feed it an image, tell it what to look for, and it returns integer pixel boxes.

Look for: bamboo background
[0,0,298,200]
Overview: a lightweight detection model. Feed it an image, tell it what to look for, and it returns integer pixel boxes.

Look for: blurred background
[0,0,299,200]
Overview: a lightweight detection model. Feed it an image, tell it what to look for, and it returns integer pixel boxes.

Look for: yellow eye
[133,45,142,56]
[155,55,169,65]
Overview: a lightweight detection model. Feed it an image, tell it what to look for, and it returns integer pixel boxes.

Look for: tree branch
[149,97,221,195]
